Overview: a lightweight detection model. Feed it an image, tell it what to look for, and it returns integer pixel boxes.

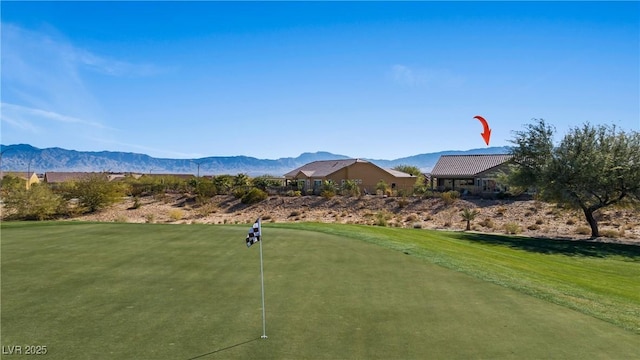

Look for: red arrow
[473,115,491,146]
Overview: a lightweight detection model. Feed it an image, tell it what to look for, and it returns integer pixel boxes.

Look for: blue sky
[1,1,638,160]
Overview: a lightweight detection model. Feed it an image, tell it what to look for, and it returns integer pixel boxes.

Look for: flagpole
[258,219,267,339]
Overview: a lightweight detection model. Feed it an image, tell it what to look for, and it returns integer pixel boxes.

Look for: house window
[482,179,497,192]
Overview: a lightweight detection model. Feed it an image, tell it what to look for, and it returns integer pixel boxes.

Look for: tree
[1,183,62,220]
[233,173,250,188]
[393,165,427,196]
[509,119,640,237]
[393,165,421,176]
[212,175,233,195]
[460,208,479,231]
[0,174,25,196]
[67,174,125,213]
[252,176,282,191]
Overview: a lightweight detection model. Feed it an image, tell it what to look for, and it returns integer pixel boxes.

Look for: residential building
[284,159,417,195]
[0,171,40,189]
[430,154,513,195]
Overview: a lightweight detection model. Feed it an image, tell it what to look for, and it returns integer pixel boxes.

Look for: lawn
[1,222,638,359]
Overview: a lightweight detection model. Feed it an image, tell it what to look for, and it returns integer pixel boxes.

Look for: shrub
[479,218,495,229]
[600,229,621,238]
[441,191,460,205]
[504,222,522,234]
[240,188,268,204]
[566,218,576,225]
[289,210,301,217]
[69,174,125,213]
[397,188,412,198]
[375,211,392,226]
[251,176,282,191]
[376,180,389,196]
[320,189,335,199]
[145,214,155,224]
[168,209,184,221]
[535,219,544,225]
[405,214,418,222]
[129,196,142,210]
[421,191,436,199]
[195,179,218,198]
[527,224,540,231]
[320,180,336,199]
[1,183,62,220]
[233,188,247,199]
[397,197,409,208]
[575,226,591,235]
[341,180,360,197]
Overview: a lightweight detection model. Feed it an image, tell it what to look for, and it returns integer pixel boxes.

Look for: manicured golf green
[1,222,638,359]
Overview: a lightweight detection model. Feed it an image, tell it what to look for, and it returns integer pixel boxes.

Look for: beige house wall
[292,162,417,194]
[298,163,417,194]
[0,172,40,189]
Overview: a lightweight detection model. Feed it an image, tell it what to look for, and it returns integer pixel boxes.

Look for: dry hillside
[74,194,640,245]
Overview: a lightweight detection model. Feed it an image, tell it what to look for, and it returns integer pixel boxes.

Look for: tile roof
[385,168,415,178]
[284,159,360,178]
[0,171,37,180]
[284,159,415,179]
[44,172,98,183]
[430,154,512,177]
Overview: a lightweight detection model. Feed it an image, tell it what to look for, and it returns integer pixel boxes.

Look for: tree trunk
[582,206,599,238]
[466,220,471,231]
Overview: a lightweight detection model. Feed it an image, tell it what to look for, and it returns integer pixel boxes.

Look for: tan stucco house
[0,171,40,189]
[430,154,512,195]
[284,159,417,195]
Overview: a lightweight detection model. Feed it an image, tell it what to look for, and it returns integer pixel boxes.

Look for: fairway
[1,222,638,359]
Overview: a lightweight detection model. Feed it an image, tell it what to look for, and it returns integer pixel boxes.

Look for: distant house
[284,159,417,195]
[43,172,97,184]
[0,171,40,189]
[142,173,196,181]
[430,154,512,195]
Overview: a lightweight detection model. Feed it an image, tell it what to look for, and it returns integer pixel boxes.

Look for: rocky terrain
[73,194,640,245]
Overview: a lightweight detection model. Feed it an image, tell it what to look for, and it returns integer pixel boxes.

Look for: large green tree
[393,165,421,176]
[64,174,126,213]
[509,119,640,237]
[1,183,62,220]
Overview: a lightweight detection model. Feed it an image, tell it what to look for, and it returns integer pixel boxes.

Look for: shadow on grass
[185,338,260,359]
[455,232,640,259]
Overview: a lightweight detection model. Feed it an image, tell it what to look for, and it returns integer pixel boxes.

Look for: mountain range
[0,144,511,176]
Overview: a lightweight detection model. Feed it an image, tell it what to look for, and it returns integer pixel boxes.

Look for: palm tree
[460,208,479,231]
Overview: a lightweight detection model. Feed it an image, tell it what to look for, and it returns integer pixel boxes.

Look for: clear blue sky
[1,1,638,160]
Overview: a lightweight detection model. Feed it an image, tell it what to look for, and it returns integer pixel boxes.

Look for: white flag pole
[258,219,267,339]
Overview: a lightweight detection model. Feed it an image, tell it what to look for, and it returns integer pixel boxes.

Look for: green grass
[1,222,639,359]
[274,223,640,334]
